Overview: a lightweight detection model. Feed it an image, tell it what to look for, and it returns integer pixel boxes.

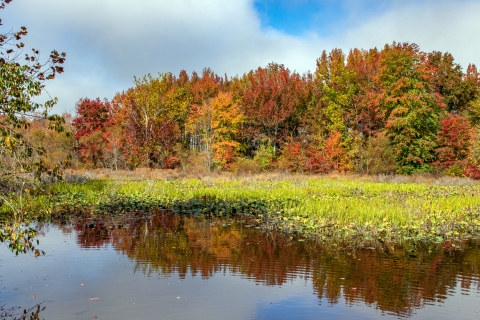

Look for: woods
[1,0,479,178]
[65,43,480,177]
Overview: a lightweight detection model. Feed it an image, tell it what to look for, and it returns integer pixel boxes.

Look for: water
[1,213,480,319]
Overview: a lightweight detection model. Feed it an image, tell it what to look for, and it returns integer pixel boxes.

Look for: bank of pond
[5,177,480,245]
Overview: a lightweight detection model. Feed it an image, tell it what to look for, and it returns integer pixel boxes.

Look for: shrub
[253,143,276,171]
[444,163,465,177]
[230,157,262,175]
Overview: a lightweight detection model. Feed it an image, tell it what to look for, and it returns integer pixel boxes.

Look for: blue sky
[3,0,480,114]
[255,0,346,35]
[255,0,373,36]
[253,0,427,37]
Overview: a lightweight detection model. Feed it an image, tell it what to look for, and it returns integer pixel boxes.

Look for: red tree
[242,63,302,154]
[72,98,111,167]
[434,115,470,168]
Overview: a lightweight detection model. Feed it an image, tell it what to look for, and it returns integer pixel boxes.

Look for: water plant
[3,176,480,246]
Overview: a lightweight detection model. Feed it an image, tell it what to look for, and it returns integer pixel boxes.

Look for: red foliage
[324,130,347,171]
[165,156,181,169]
[434,115,470,168]
[72,98,111,139]
[242,63,303,149]
[213,141,239,169]
[347,48,383,136]
[72,98,111,166]
[281,140,333,174]
[191,68,221,104]
[465,166,480,179]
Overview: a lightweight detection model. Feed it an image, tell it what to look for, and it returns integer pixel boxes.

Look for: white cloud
[5,0,329,112]
[3,0,479,113]
[341,0,480,69]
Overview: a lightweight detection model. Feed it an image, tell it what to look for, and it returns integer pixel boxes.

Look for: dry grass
[63,168,478,186]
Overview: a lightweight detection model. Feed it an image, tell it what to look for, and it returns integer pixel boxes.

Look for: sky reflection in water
[1,213,480,319]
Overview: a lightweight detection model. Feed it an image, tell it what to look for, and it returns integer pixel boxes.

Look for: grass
[2,174,480,245]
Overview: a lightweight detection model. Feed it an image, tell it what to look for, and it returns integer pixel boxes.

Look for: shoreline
[3,175,480,247]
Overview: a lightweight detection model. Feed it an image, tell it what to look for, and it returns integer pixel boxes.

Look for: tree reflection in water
[55,212,480,318]
[0,303,46,320]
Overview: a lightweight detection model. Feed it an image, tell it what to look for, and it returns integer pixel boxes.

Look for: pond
[1,212,480,319]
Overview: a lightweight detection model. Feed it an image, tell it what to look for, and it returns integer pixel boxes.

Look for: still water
[1,213,480,319]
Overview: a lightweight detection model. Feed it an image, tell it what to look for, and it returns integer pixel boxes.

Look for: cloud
[5,0,330,112]
[341,0,480,69]
[3,0,479,113]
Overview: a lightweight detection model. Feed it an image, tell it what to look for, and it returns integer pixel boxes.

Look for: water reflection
[52,212,480,318]
[0,303,46,320]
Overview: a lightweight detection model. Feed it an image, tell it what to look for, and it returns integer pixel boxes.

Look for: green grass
[3,176,480,244]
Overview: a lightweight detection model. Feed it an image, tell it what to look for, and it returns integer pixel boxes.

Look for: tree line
[39,43,480,176]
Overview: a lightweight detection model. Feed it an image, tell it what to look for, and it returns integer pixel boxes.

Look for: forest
[15,42,480,178]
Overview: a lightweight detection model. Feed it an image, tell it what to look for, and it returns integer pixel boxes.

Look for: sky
[3,0,480,114]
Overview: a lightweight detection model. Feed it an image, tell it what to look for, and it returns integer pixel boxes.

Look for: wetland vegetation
[3,173,480,248]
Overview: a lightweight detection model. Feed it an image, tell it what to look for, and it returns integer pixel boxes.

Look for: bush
[253,143,276,171]
[230,157,262,175]
[444,163,465,177]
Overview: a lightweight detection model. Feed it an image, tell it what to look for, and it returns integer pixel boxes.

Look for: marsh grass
[3,175,480,245]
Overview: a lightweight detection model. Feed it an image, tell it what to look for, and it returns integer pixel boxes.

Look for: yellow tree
[125,73,191,167]
[186,92,244,170]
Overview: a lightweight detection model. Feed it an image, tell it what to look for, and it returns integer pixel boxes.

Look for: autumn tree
[377,43,444,174]
[346,48,382,137]
[100,93,130,170]
[316,49,356,134]
[186,91,243,170]
[0,0,66,257]
[72,98,111,168]
[123,73,191,168]
[427,52,480,113]
[242,63,302,156]
[187,68,221,153]
[434,115,470,171]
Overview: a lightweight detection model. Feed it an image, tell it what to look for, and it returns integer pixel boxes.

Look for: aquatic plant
[3,177,480,245]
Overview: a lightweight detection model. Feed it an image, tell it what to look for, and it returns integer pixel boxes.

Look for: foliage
[0,0,67,181]
[361,132,396,174]
[253,142,276,170]
[65,42,480,177]
[378,43,444,174]
[242,63,302,154]
[122,73,190,168]
[72,98,110,167]
[1,0,66,256]
[324,130,349,171]
[186,91,243,170]
[465,126,480,179]
[0,221,43,256]
[434,115,470,169]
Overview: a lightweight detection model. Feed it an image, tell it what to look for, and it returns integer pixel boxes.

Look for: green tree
[0,0,66,182]
[378,43,443,174]
[0,0,66,256]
